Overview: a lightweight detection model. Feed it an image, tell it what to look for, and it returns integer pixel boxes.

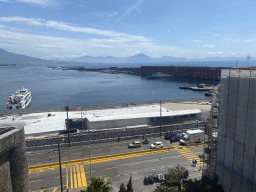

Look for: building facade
[216,69,256,192]
[0,125,30,192]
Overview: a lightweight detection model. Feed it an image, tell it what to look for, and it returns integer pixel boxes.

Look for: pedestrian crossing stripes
[177,148,203,167]
[66,164,87,190]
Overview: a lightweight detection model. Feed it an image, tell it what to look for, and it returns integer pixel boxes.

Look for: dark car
[164,132,177,140]
[148,174,154,184]
[144,177,149,185]
[170,135,182,142]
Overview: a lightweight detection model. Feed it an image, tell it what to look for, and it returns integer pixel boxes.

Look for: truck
[180,129,204,145]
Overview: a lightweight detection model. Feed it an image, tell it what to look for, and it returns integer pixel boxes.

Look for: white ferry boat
[6,87,32,109]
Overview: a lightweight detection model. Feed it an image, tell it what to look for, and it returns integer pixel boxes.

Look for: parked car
[128,141,141,148]
[148,174,154,184]
[170,135,182,142]
[150,142,164,149]
[144,176,149,185]
[164,132,177,140]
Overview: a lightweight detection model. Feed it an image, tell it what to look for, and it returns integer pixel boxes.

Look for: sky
[0,0,256,60]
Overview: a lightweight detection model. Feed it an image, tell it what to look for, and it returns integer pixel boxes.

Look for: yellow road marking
[73,166,77,189]
[52,187,58,192]
[70,166,73,189]
[66,167,69,190]
[76,164,82,188]
[133,172,138,174]
[80,165,87,187]
[30,180,41,183]
[105,167,117,170]
[115,175,120,177]
[151,169,156,170]
[72,152,81,155]
[50,155,58,157]
[94,149,102,152]
[124,174,129,176]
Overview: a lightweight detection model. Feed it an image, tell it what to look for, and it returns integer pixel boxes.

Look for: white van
[180,129,204,145]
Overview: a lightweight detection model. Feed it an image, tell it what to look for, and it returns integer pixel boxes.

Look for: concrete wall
[216,69,256,192]
[0,126,29,192]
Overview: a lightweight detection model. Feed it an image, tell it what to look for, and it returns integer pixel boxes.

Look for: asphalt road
[28,137,204,192]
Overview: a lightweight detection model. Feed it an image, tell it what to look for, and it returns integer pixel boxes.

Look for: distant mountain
[1,48,255,66]
[0,48,53,65]
[70,53,188,64]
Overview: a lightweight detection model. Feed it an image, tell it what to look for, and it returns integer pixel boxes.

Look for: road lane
[29,144,204,192]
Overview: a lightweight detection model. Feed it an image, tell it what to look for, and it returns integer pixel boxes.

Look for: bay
[0,64,206,110]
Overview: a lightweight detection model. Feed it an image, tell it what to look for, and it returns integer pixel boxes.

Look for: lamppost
[65,106,71,147]
[88,129,91,178]
[160,100,162,137]
[58,142,63,192]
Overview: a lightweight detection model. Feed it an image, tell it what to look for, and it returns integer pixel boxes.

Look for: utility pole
[65,106,71,147]
[58,142,63,192]
[160,100,162,137]
[88,129,92,178]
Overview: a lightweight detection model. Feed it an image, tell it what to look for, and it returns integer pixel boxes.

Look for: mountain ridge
[0,48,255,65]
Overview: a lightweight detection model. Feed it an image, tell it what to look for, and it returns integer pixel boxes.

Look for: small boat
[6,87,32,109]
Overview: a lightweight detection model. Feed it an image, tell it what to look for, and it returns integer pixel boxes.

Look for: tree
[126,176,133,192]
[167,164,189,192]
[119,183,127,192]
[85,176,112,192]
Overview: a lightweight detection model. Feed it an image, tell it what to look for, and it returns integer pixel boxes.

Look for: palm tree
[167,164,189,192]
[84,176,112,192]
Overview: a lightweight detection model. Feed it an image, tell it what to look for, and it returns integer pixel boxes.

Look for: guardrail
[28,146,175,171]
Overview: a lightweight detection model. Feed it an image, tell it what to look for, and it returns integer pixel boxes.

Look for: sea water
[0,64,206,110]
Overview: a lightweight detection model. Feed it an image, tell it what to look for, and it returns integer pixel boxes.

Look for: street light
[65,106,71,147]
[160,100,162,137]
[88,129,91,178]
[58,142,63,192]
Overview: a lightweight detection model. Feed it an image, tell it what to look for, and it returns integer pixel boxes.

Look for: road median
[28,146,175,171]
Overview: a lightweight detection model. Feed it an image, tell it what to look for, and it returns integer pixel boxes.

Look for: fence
[26,121,207,148]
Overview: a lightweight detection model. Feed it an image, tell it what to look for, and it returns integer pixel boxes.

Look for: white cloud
[203,44,214,48]
[0,16,44,26]
[213,34,221,37]
[245,40,254,42]
[207,51,224,55]
[0,0,57,6]
[95,11,118,18]
[0,28,190,59]
[0,16,147,42]
[0,23,6,28]
[116,0,144,22]
[231,53,235,55]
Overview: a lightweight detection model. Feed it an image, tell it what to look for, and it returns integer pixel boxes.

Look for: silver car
[128,141,141,148]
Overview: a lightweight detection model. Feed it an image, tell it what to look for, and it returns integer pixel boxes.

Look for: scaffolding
[202,84,219,180]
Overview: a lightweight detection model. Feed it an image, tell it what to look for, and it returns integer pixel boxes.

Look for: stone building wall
[0,125,30,192]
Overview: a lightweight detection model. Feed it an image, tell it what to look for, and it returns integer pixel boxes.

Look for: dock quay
[179,86,214,91]
[0,97,211,116]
